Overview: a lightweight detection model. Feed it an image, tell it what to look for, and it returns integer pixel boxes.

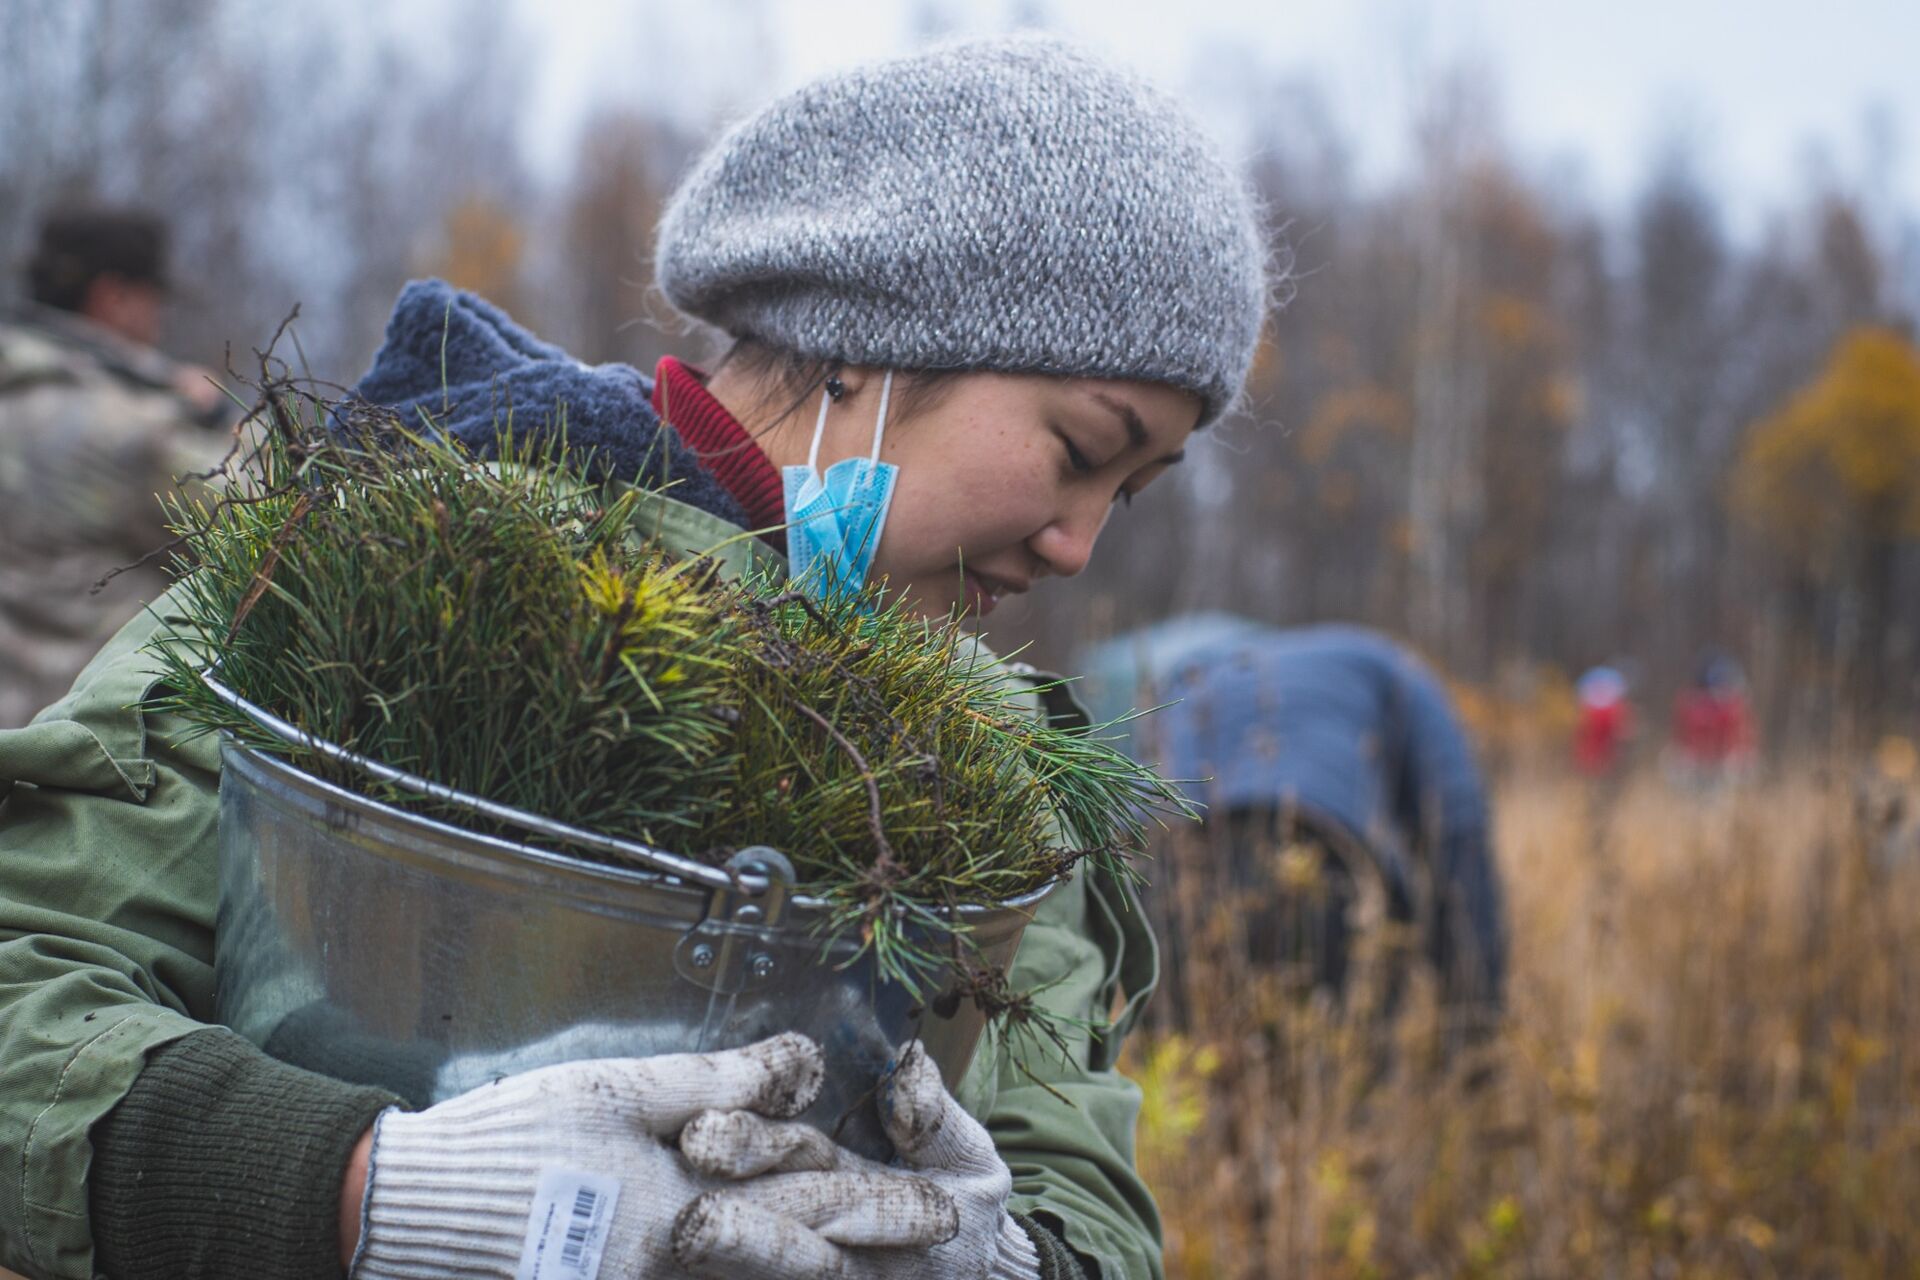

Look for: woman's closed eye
[1058,431,1094,474]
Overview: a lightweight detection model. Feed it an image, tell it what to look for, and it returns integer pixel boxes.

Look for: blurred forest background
[11,5,1920,1277]
[6,0,1919,749]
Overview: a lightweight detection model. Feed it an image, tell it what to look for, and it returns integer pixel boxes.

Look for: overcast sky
[512,0,1919,233]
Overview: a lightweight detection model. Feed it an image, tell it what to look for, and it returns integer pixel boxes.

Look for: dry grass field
[1130,766,1920,1279]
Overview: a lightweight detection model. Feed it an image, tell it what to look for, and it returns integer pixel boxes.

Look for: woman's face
[804,369,1202,620]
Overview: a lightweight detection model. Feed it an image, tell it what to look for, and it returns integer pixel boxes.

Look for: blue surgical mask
[782,370,899,605]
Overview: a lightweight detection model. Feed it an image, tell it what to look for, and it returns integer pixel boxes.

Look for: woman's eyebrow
[1090,391,1185,465]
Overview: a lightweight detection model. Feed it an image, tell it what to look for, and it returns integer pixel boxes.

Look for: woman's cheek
[875,488,963,582]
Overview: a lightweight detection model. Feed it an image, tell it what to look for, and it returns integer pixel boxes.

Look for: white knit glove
[350,1032,825,1280]
[670,1043,1042,1280]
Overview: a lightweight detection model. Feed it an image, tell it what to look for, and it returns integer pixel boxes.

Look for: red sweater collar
[650,356,786,551]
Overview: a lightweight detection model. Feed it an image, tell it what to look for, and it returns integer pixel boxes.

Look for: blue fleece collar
[350,278,748,529]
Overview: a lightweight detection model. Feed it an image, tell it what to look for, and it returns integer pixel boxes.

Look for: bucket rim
[205,669,1057,919]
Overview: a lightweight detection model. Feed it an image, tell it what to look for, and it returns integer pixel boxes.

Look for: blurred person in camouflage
[0,206,230,728]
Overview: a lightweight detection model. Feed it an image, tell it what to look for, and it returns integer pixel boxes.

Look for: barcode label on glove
[516,1168,622,1280]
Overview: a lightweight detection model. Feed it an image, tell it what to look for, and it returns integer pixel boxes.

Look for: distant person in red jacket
[1669,653,1756,786]
[1574,665,1633,777]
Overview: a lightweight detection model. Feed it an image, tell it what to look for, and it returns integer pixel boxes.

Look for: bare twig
[226,492,312,641]
[792,698,899,876]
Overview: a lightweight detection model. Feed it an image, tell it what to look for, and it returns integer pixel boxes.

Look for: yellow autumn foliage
[1734,325,1920,563]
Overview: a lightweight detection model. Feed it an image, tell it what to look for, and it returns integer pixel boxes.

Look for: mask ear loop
[806,370,895,472]
[868,370,894,463]
[806,385,833,475]
[850,370,898,566]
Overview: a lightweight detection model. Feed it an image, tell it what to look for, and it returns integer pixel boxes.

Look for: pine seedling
[151,404,744,843]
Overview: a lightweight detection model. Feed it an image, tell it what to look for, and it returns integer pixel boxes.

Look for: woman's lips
[963,569,1003,617]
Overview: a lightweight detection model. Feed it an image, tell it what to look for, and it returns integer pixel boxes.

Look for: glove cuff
[351,1101,547,1279]
[990,1211,1044,1280]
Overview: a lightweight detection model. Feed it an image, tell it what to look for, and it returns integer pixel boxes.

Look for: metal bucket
[211,686,1049,1160]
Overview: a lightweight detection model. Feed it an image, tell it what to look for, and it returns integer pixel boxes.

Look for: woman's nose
[1031,502,1111,579]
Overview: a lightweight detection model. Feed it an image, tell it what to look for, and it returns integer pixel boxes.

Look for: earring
[824,374,846,403]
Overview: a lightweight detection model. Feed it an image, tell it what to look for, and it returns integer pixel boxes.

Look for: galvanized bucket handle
[199,669,776,896]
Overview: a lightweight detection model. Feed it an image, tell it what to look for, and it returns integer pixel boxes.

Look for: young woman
[0,34,1268,1280]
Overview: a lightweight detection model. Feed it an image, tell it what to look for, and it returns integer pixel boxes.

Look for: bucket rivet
[735,904,766,924]
[750,954,775,979]
[690,944,716,969]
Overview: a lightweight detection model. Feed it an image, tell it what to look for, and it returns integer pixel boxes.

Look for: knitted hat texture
[655,34,1269,425]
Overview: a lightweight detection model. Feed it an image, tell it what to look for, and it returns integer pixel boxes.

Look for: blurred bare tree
[0,0,533,380]
[1736,326,1920,721]
[550,111,700,372]
[4,2,1919,738]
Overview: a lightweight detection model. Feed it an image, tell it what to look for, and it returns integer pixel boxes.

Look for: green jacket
[0,489,1162,1280]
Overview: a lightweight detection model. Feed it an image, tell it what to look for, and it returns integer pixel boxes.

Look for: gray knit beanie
[655,34,1269,426]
